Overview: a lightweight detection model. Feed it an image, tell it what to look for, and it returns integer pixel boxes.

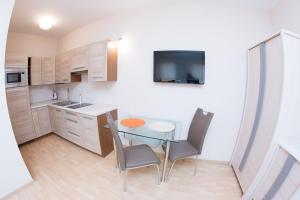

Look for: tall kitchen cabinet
[6,86,36,144]
[231,30,300,199]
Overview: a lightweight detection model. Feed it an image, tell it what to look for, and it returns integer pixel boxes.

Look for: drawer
[64,110,78,120]
[80,115,98,129]
[65,130,81,145]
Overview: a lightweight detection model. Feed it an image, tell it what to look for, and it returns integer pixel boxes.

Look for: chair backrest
[187,108,214,154]
[106,112,126,170]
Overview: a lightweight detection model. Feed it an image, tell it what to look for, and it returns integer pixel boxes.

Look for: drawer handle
[66,118,78,123]
[73,67,85,70]
[56,109,61,112]
[68,130,80,137]
[83,116,93,120]
[66,111,76,116]
[92,76,103,78]
[63,79,68,81]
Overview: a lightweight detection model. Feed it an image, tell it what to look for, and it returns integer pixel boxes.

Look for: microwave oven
[5,68,28,88]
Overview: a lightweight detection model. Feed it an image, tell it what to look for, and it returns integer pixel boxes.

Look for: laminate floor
[4,134,242,200]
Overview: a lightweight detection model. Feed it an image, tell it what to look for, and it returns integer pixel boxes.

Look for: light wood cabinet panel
[30,57,55,85]
[32,106,52,137]
[42,57,55,84]
[88,41,117,82]
[55,52,81,83]
[5,54,28,68]
[6,86,36,144]
[31,57,42,85]
[80,114,101,154]
[71,46,88,72]
[52,108,65,137]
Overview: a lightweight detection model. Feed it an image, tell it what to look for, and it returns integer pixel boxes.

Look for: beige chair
[106,112,161,192]
[162,108,214,181]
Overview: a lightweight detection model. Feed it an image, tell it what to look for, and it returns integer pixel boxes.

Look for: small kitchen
[5,35,118,157]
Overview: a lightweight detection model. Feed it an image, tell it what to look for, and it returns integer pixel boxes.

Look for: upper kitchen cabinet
[55,52,81,84]
[42,57,55,84]
[88,40,117,82]
[5,54,28,68]
[30,56,55,85]
[71,46,89,72]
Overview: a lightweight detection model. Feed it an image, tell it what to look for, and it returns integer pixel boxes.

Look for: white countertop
[31,100,117,116]
[31,100,60,109]
[280,142,300,162]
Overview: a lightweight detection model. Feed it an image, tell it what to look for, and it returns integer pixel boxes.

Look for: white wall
[58,1,273,161]
[0,0,32,198]
[6,32,58,103]
[270,0,300,34]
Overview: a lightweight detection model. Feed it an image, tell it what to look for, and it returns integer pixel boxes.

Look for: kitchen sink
[67,103,93,109]
[52,101,79,106]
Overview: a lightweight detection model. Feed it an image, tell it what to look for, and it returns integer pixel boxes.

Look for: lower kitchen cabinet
[32,106,52,137]
[251,146,300,200]
[49,106,116,157]
[6,86,36,144]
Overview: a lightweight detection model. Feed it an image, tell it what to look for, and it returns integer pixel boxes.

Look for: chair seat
[162,140,198,161]
[124,144,161,169]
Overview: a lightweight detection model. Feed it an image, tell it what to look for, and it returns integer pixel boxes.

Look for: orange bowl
[121,118,145,128]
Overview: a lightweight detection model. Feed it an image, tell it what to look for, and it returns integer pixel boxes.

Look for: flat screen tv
[153,50,205,85]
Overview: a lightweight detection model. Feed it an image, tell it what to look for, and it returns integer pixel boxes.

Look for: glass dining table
[109,115,181,182]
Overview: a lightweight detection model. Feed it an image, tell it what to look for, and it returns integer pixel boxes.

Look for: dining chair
[105,112,161,192]
[162,108,214,181]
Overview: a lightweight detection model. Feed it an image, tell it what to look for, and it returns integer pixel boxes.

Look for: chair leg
[155,165,161,185]
[167,160,176,182]
[123,170,127,192]
[194,155,199,176]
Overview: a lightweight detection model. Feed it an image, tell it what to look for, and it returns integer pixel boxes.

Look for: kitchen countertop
[280,142,300,162]
[31,100,60,109]
[31,100,117,117]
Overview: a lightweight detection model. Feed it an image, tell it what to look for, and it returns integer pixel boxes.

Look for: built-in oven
[5,68,28,88]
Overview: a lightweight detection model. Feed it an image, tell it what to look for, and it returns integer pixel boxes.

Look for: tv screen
[153,51,205,85]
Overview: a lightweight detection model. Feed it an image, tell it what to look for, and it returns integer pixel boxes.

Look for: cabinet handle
[67,130,80,137]
[66,111,76,116]
[56,109,61,112]
[66,118,78,123]
[83,116,93,120]
[63,79,68,81]
[73,67,85,70]
[92,76,103,78]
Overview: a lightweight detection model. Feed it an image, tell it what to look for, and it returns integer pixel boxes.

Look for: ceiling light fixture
[39,16,54,30]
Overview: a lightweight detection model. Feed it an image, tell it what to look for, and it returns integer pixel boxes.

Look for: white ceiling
[9,0,280,38]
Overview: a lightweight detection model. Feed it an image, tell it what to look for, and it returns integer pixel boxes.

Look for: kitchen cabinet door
[6,87,36,144]
[71,46,88,72]
[80,114,101,154]
[55,55,61,83]
[88,42,107,82]
[60,52,72,83]
[42,57,55,84]
[5,54,28,68]
[31,57,42,85]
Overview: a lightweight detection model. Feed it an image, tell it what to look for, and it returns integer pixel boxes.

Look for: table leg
[162,140,170,182]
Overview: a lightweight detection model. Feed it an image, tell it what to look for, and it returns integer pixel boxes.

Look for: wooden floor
[4,134,242,200]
